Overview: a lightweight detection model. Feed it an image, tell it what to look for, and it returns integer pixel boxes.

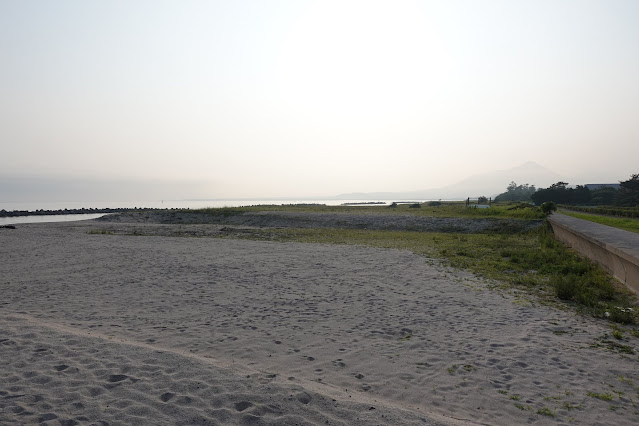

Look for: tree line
[493,174,638,207]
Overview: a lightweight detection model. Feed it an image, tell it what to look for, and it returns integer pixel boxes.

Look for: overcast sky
[1,0,638,200]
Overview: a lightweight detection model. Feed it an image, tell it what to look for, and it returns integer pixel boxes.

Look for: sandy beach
[2,218,639,425]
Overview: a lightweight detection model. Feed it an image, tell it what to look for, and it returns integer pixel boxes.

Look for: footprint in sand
[332,359,346,367]
[108,374,129,382]
[234,401,252,412]
[296,392,312,405]
[160,392,175,402]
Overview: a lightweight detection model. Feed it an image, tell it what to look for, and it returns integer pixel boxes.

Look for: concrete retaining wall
[548,213,639,295]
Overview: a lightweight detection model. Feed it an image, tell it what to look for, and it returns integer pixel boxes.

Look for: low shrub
[554,274,581,301]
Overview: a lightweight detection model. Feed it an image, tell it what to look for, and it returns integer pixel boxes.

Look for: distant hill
[336,162,565,200]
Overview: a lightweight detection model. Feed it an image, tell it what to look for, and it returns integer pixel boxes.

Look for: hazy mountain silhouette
[336,162,565,200]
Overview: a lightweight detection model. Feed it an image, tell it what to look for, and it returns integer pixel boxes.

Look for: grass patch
[596,340,635,354]
[536,406,555,416]
[587,392,614,401]
[562,402,583,410]
[612,328,624,340]
[561,211,639,234]
[560,205,639,219]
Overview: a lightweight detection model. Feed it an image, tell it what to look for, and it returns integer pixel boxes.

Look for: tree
[571,185,590,204]
[494,182,537,202]
[541,201,557,216]
[531,182,570,204]
[617,174,639,207]
[591,187,617,205]
[531,182,591,205]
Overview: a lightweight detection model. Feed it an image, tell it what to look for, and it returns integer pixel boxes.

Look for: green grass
[536,406,555,416]
[221,224,637,324]
[562,402,583,410]
[561,211,639,234]
[560,205,639,219]
[587,392,614,401]
[600,341,634,354]
[612,328,624,340]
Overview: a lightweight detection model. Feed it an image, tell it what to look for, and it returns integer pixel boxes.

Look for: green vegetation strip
[559,205,639,219]
[220,224,637,325]
[560,211,639,234]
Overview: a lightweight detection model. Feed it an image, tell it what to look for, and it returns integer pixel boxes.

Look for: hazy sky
[1,0,638,200]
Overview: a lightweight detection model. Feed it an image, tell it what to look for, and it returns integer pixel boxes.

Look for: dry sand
[1,219,639,425]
